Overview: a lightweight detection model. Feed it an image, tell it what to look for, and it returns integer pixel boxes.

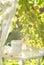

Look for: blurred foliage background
[4,0,44,65]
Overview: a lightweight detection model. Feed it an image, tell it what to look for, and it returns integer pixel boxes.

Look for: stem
[38,58,40,65]
[0,57,3,65]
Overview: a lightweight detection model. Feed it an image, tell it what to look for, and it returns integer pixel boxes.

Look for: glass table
[1,41,44,65]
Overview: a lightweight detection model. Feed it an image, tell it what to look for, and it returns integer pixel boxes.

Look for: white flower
[3,46,12,54]
[34,0,37,6]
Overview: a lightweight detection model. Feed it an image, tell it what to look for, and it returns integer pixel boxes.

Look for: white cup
[11,40,22,55]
